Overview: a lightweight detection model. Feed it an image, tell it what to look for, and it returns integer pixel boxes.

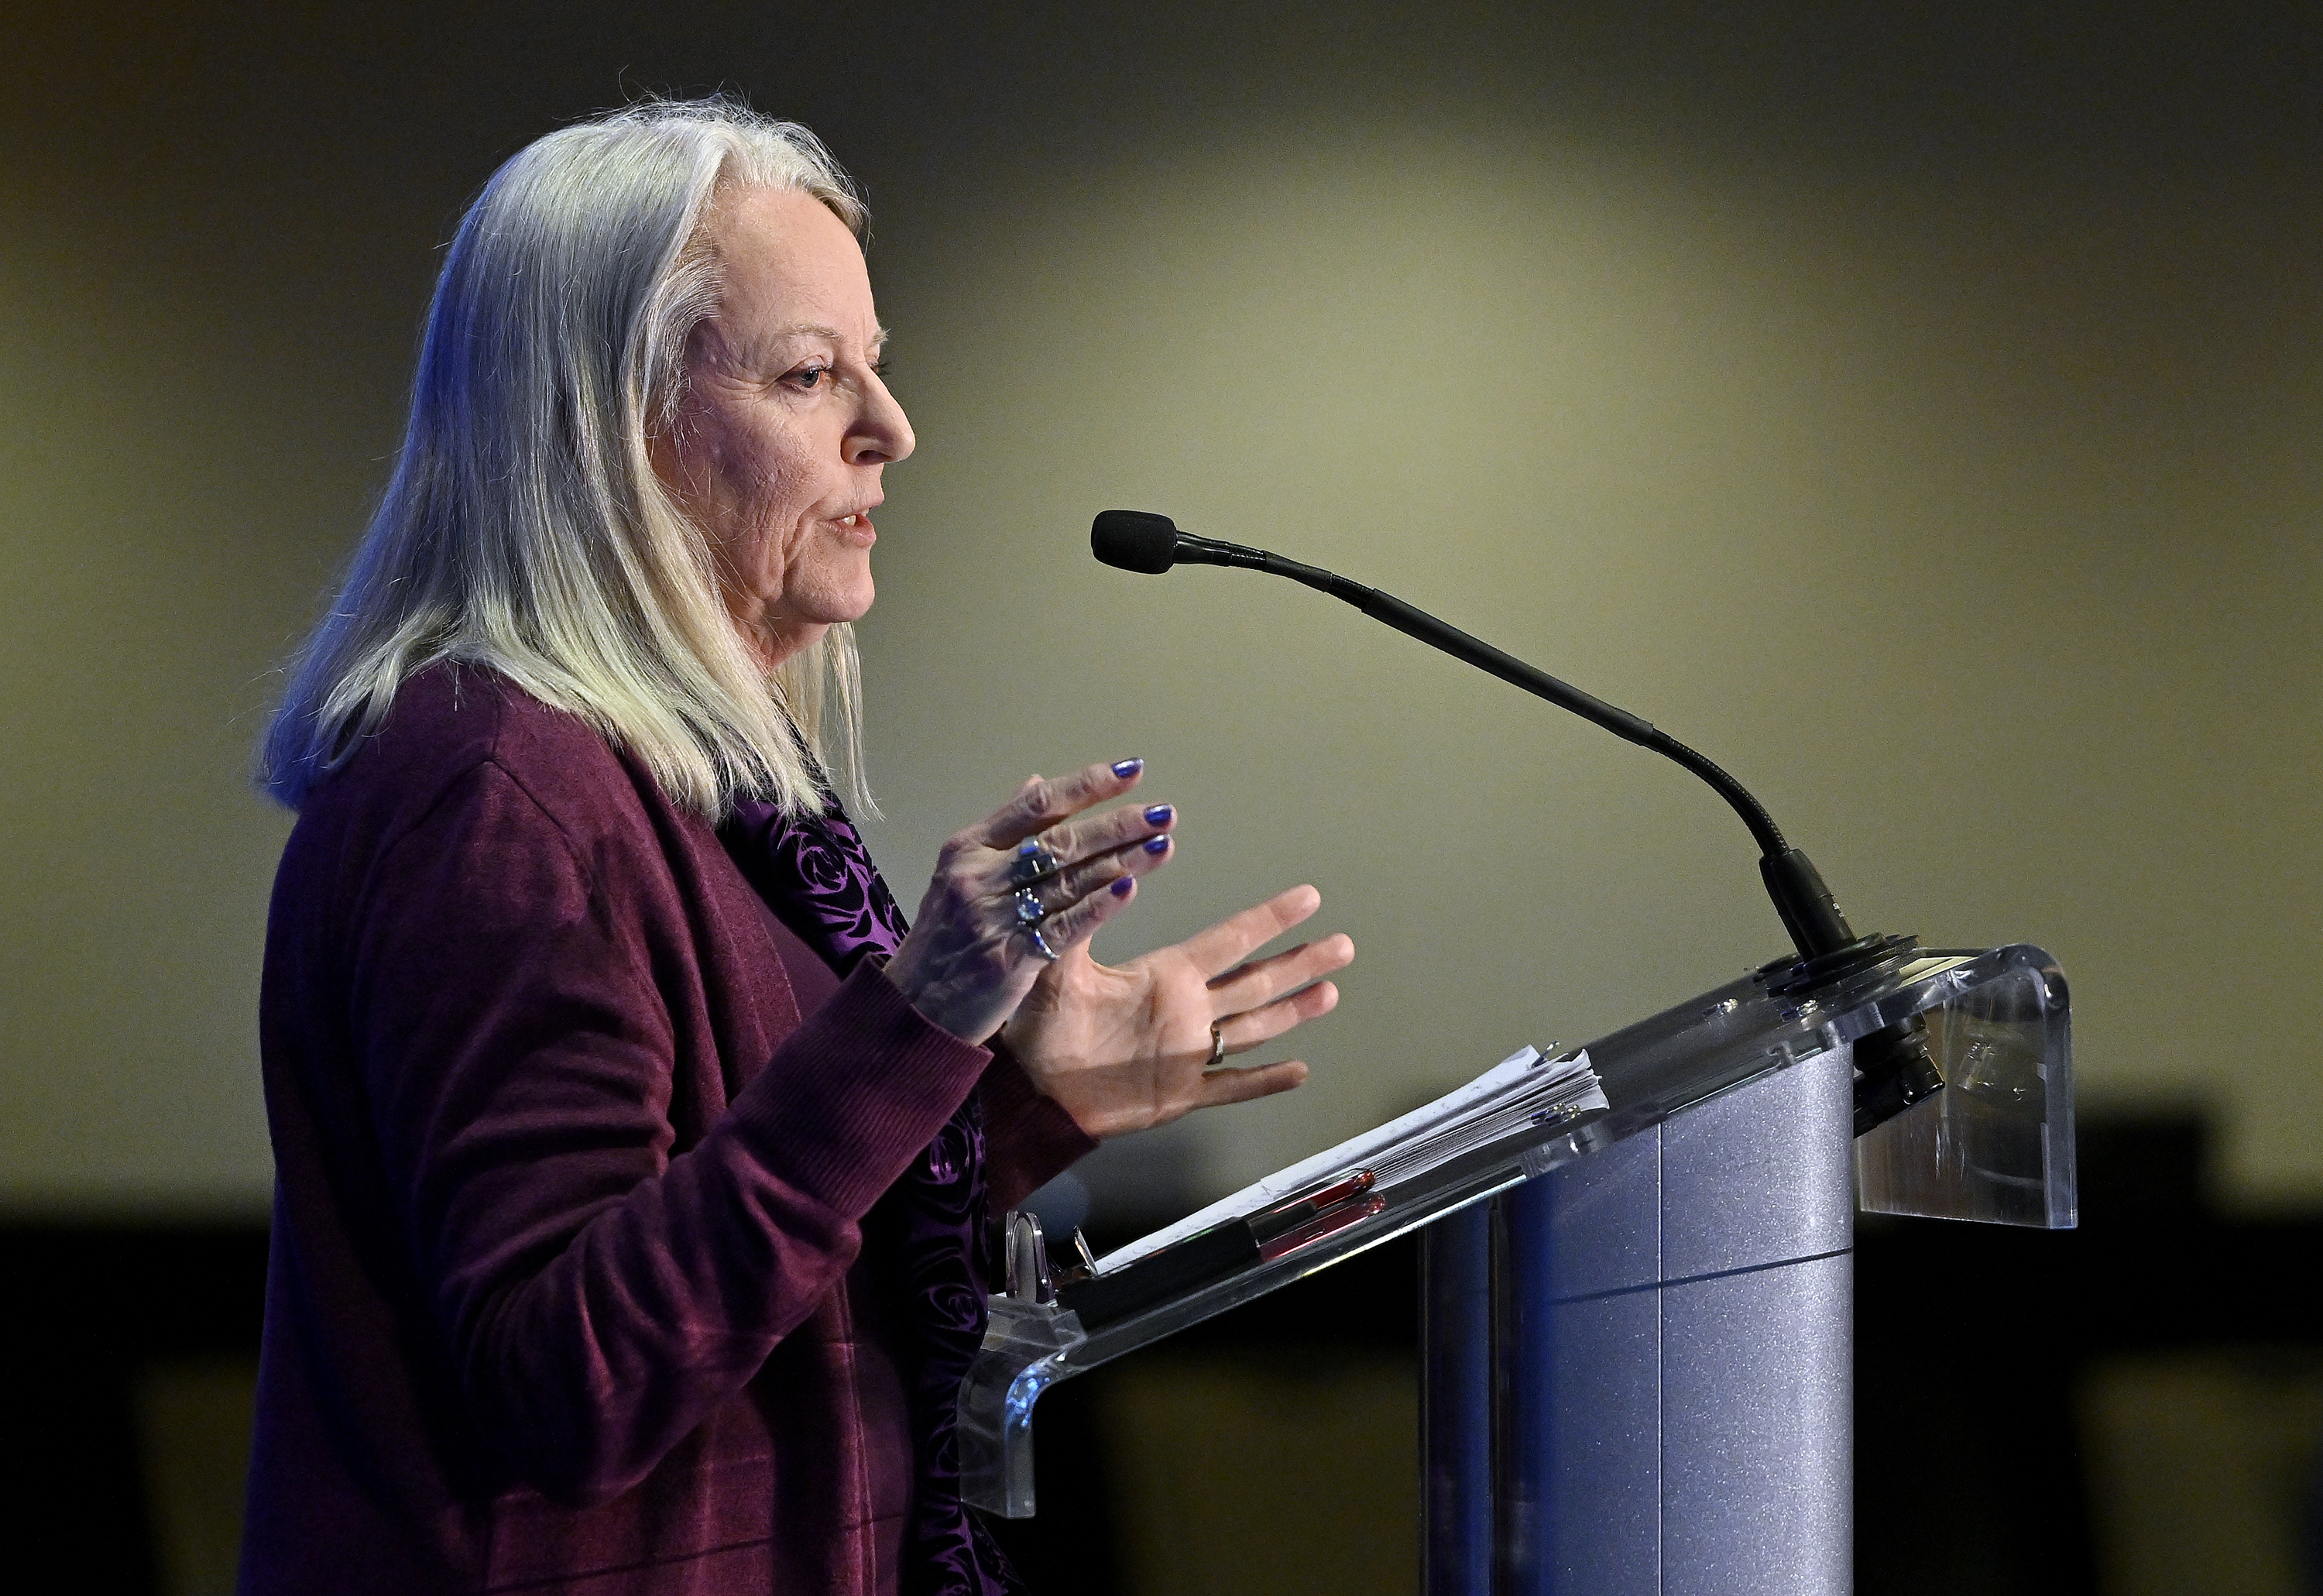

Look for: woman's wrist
[874,945,1003,1047]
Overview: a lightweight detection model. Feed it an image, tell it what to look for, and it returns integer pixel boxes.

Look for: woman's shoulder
[304,664,648,853]
[269,666,736,989]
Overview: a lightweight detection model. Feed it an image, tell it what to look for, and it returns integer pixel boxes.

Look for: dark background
[12,1115,2323,1591]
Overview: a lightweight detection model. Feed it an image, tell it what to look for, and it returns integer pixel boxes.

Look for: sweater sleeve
[346,760,989,1507]
[978,1042,1100,1214]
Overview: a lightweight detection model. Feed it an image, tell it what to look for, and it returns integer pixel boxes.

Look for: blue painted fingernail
[1143,835,1171,856]
[1111,875,1136,897]
[1143,804,1173,826]
[1111,758,1144,779]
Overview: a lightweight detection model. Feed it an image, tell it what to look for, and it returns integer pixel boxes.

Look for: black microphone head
[1091,510,1181,575]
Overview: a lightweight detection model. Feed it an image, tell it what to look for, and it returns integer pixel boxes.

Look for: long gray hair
[260,98,873,818]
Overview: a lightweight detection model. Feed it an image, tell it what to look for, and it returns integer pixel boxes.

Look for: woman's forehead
[712,187,878,334]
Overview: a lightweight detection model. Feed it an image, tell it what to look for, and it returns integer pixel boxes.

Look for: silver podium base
[1426,1044,1853,1595]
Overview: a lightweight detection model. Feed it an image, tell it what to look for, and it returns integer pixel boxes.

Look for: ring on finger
[1007,838,1062,887]
[1203,1021,1228,1071]
[1011,887,1049,927]
[1024,924,1060,962]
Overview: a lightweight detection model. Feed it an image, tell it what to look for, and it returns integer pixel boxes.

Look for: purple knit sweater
[239,668,1092,1594]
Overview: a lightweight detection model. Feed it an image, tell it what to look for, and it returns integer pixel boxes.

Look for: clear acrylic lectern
[958,938,2074,1594]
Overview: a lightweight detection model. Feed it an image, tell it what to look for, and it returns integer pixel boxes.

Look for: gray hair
[260,98,873,818]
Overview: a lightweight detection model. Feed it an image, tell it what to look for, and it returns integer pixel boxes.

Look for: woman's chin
[821,578,876,626]
[753,594,874,663]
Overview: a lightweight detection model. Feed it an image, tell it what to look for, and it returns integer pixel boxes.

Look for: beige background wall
[3,3,2318,1218]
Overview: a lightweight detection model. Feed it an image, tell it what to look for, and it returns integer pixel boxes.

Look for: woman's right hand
[882,758,1179,1043]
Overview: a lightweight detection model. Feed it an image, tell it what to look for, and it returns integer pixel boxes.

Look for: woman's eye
[787,365,833,390]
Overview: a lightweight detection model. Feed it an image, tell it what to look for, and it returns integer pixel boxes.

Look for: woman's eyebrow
[766,321,893,349]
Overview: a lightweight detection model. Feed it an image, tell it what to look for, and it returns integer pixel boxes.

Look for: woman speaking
[242,98,1352,1595]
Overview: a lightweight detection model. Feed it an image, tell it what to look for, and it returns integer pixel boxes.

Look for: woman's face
[654,185,914,667]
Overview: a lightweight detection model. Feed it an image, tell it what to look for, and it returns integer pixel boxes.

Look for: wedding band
[1025,925,1060,961]
[1008,839,1062,886]
[1204,1021,1227,1070]
[1011,887,1048,926]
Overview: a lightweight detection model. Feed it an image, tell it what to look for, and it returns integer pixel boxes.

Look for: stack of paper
[1094,1045,1604,1275]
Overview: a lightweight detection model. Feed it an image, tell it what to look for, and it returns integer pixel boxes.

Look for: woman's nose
[846,378,914,466]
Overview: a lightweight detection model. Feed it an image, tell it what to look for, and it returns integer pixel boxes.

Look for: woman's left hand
[1000,884,1354,1141]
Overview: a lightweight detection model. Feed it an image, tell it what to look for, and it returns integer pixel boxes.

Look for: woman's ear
[643,414,682,500]
[644,317,719,503]
[643,371,709,513]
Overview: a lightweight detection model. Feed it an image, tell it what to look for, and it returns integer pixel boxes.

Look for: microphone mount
[1091,508,1943,1133]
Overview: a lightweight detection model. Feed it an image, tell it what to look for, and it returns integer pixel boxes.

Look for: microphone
[1087,510,1182,574]
[1092,509,1943,1133]
[1092,510,1302,581]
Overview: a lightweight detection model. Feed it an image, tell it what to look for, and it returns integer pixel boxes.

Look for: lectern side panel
[1660,1251,1852,1596]
[1660,1045,1853,1280]
[1422,1205,1493,1596]
[1500,1155,1664,1596]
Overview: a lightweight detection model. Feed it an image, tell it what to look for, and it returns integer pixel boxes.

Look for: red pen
[1271,1169,1376,1215]
[1247,1169,1376,1250]
[1257,1193,1387,1263]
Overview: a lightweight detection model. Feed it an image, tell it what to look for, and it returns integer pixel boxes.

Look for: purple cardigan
[239,668,1092,1594]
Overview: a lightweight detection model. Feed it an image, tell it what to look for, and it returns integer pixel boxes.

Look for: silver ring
[1024,924,1060,962]
[1204,1021,1227,1070]
[1008,839,1062,887]
[1011,887,1048,926]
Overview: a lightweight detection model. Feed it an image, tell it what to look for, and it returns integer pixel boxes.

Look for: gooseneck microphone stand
[1090,508,1940,1133]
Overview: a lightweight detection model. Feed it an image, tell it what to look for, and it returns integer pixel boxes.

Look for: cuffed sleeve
[723,963,994,1219]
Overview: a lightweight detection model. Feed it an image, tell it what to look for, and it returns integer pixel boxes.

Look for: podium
[959,938,2074,1593]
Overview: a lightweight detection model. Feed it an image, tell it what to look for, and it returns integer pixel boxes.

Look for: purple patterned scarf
[724,792,1021,1596]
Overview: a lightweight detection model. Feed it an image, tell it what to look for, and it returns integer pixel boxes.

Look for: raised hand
[882,758,1178,1044]
[1000,884,1356,1141]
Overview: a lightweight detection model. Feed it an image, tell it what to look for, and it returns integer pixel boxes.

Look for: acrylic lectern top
[958,938,2074,1516]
